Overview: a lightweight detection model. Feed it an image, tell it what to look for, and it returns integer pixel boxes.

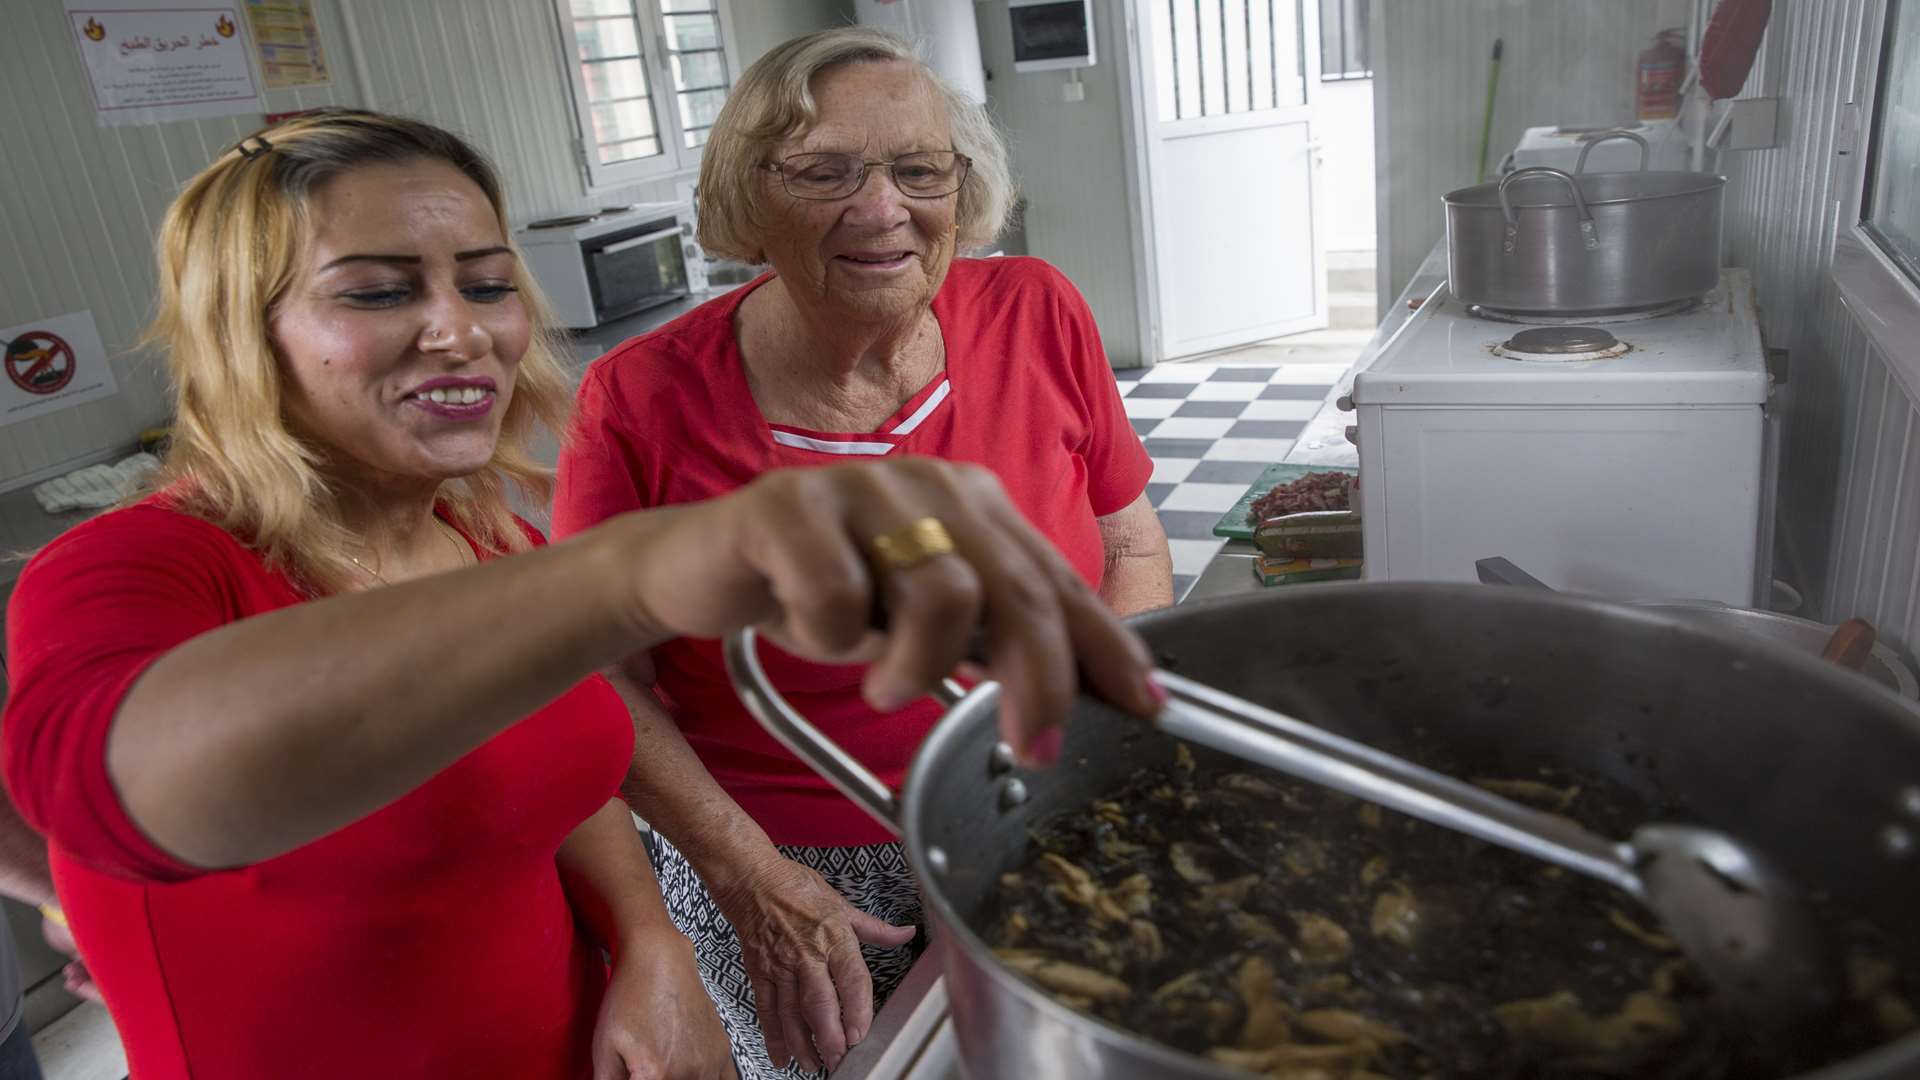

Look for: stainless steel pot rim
[900,690,1248,1079]
[898,582,1920,1079]
[1124,583,1920,724]
[1632,601,1920,701]
[1471,299,1713,318]
[1445,172,1726,210]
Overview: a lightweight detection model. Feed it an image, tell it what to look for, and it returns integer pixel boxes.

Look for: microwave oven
[515,202,694,330]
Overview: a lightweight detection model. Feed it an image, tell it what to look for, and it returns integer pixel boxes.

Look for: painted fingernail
[1025,725,1064,767]
[869,681,914,713]
[1145,673,1170,710]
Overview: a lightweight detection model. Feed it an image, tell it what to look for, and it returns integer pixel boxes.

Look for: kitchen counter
[568,288,723,371]
[1182,539,1264,603]
[0,485,109,590]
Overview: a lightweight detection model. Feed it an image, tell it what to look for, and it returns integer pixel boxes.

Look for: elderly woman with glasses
[553,27,1174,1080]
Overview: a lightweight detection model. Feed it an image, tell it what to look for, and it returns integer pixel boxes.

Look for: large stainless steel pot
[726,584,1920,1079]
[1445,131,1725,314]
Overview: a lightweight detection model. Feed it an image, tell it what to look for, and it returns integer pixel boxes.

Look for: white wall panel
[1712,2,1858,614]
[1717,0,1920,675]
[0,0,361,489]
[980,0,1144,366]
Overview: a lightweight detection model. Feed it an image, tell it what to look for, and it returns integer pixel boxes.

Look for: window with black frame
[1319,0,1370,80]
[1864,0,1920,285]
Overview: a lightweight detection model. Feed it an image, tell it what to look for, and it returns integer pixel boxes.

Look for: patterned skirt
[649,834,927,1080]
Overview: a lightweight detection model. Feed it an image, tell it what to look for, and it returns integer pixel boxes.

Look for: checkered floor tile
[1114,362,1343,599]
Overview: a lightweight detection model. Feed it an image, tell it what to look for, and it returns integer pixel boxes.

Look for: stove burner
[1511,327,1619,353]
[1493,325,1631,363]
[525,213,599,229]
[1470,296,1703,325]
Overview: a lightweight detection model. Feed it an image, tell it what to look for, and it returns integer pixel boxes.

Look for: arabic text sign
[67,4,262,127]
[0,311,121,428]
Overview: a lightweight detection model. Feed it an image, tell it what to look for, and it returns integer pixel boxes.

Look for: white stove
[1508,118,1691,173]
[1349,269,1775,605]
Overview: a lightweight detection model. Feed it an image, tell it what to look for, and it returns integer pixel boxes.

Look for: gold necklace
[347,518,472,587]
[346,549,390,586]
[436,516,475,567]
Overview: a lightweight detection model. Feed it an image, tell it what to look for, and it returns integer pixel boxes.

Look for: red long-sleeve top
[1,503,633,1079]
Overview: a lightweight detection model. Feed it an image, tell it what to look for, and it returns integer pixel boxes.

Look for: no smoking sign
[0,310,121,427]
[5,331,77,395]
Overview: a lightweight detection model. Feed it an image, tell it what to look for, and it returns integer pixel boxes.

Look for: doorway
[1122,0,1330,362]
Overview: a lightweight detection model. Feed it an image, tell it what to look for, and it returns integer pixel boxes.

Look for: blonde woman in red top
[0,109,1158,1080]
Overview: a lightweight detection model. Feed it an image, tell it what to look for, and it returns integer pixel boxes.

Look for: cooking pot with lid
[726,583,1920,1078]
[1445,130,1725,315]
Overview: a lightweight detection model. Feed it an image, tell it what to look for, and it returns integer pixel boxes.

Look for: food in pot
[1248,471,1355,524]
[982,746,1914,1078]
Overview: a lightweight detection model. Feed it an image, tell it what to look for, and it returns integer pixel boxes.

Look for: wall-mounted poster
[0,311,121,428]
[245,0,329,89]
[66,0,262,127]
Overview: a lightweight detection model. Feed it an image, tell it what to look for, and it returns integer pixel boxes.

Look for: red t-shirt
[554,257,1151,846]
[1,501,634,1080]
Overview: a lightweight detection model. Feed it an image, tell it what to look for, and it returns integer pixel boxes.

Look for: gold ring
[869,517,956,571]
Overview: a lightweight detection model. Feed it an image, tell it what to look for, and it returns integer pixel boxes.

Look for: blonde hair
[145,108,571,595]
[696,27,1016,263]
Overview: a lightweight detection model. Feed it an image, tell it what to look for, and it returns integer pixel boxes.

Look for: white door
[1126,0,1327,361]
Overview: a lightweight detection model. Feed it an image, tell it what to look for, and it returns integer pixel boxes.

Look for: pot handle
[1573,129,1652,174]
[1475,556,1552,589]
[1498,166,1600,253]
[722,627,969,835]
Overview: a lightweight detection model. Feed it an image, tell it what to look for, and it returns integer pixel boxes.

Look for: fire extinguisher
[1637,28,1688,121]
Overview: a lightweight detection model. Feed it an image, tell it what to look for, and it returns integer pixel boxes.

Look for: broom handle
[1477,38,1504,183]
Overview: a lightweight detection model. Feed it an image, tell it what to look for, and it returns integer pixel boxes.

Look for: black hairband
[235,135,274,160]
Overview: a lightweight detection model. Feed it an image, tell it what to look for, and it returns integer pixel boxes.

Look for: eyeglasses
[764,151,972,201]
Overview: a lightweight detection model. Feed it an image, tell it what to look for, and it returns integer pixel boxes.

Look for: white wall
[1372,0,1693,301]
[976,0,1145,368]
[0,0,848,489]
[1318,78,1375,253]
[1717,0,1920,670]
[0,0,365,490]
[733,0,853,62]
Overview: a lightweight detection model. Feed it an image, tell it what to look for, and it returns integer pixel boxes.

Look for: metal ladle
[1151,669,1836,1042]
[1146,558,1840,1045]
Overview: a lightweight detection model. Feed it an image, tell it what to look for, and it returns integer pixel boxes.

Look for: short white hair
[695,27,1016,263]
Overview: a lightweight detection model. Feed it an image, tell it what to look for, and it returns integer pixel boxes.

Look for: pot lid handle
[724,628,968,835]
[1573,129,1652,174]
[1498,167,1600,253]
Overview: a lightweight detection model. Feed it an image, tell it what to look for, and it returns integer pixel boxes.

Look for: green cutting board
[1211,463,1360,541]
